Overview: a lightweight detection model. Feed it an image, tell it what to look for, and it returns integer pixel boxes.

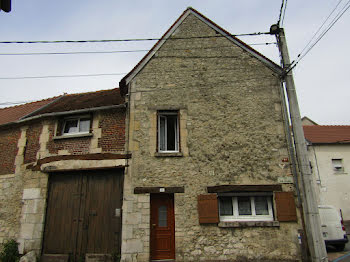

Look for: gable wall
[122,13,302,261]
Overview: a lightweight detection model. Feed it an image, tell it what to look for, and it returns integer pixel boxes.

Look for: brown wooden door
[150,194,175,260]
[43,170,123,261]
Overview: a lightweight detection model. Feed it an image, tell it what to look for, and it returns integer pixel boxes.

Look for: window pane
[159,116,166,151]
[166,115,177,151]
[158,205,167,227]
[64,120,78,133]
[219,197,233,216]
[79,119,90,132]
[255,196,269,215]
[238,197,252,215]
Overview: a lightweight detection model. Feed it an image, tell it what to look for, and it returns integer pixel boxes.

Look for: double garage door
[42,169,124,261]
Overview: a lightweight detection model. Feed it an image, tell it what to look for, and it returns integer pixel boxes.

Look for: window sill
[333,172,347,175]
[154,152,183,157]
[53,133,93,140]
[218,221,280,228]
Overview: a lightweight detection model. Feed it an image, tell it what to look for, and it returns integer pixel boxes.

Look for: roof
[0,88,124,126]
[301,116,318,126]
[119,7,282,95]
[303,125,350,144]
[0,97,59,126]
[30,88,124,116]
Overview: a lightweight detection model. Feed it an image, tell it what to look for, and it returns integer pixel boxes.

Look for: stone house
[0,89,127,260]
[0,7,308,262]
[118,7,304,262]
[302,117,350,231]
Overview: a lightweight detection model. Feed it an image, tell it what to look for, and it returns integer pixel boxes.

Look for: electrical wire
[0,32,270,44]
[0,42,276,56]
[0,73,127,80]
[277,0,286,26]
[280,0,288,26]
[285,0,350,74]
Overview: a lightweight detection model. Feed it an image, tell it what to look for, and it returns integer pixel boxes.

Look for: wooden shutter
[275,192,297,222]
[197,194,219,224]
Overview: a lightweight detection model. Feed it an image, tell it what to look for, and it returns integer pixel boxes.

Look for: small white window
[219,194,274,222]
[158,111,179,152]
[332,159,344,173]
[62,117,91,135]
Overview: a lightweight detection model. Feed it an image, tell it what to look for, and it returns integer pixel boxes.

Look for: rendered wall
[122,13,302,262]
[308,144,350,221]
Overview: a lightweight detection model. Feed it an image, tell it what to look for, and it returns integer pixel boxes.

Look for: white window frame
[332,159,344,173]
[158,111,179,153]
[61,116,91,136]
[219,194,274,222]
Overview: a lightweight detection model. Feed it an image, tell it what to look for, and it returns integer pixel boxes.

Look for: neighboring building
[119,7,303,262]
[303,118,350,230]
[0,89,127,260]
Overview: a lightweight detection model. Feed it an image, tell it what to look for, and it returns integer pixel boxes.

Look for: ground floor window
[219,194,273,221]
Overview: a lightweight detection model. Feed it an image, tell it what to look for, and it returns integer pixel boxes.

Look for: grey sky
[0,0,349,124]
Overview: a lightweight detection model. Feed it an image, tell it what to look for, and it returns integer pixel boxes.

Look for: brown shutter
[197,194,219,224]
[275,192,297,222]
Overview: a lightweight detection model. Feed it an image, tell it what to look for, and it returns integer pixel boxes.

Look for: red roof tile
[31,88,124,116]
[0,97,59,126]
[303,126,350,144]
[0,88,124,126]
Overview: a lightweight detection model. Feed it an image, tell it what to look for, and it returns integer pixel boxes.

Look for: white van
[318,205,348,251]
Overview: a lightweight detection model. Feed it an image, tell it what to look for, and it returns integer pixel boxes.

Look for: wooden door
[42,170,123,261]
[150,194,175,260]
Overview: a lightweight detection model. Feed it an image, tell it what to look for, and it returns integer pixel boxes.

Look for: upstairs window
[219,194,273,222]
[62,116,91,135]
[158,111,179,152]
[332,159,344,173]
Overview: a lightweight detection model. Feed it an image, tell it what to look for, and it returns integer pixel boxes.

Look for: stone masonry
[121,11,302,261]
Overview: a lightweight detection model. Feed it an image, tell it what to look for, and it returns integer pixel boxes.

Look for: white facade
[308,143,350,222]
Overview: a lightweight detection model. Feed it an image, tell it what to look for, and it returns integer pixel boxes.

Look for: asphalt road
[328,237,350,262]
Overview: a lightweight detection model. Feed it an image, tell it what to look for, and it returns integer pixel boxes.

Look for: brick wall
[98,109,126,152]
[24,123,42,164]
[46,121,91,155]
[0,128,20,175]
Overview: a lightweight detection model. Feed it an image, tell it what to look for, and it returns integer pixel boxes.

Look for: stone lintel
[134,186,185,194]
[207,184,282,193]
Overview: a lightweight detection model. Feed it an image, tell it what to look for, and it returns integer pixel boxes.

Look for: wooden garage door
[42,169,123,261]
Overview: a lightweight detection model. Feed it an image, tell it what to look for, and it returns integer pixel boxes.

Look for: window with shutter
[197,194,219,224]
[275,192,297,222]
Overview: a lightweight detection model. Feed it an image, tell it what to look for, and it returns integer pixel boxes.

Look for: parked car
[318,205,348,251]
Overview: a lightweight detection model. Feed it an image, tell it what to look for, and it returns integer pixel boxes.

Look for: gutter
[0,103,126,129]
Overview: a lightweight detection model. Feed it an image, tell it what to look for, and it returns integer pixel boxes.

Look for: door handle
[152,224,156,228]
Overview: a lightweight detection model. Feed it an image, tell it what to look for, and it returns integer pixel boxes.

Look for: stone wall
[122,13,302,261]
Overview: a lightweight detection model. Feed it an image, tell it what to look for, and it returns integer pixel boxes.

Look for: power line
[280,0,288,26]
[277,0,286,26]
[286,0,350,73]
[0,42,276,56]
[0,73,127,80]
[0,32,271,44]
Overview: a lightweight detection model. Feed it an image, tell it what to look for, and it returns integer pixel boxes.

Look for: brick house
[118,7,303,262]
[0,89,127,260]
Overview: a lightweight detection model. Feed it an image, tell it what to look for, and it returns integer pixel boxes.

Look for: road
[328,237,350,262]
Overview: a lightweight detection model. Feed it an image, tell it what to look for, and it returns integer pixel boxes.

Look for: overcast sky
[0,0,349,124]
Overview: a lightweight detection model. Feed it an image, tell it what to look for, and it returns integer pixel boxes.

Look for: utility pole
[270,25,328,262]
